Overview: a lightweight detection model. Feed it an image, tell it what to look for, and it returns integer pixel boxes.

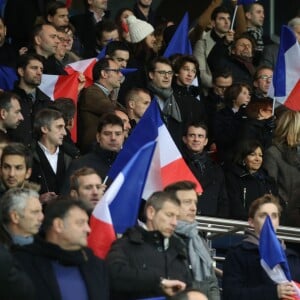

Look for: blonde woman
[263,109,300,226]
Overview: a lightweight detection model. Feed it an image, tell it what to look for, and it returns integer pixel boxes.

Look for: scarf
[12,235,34,246]
[147,82,182,122]
[232,54,256,76]
[176,221,213,281]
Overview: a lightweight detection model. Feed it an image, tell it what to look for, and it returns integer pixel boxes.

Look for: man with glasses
[252,65,273,100]
[77,57,123,153]
[147,57,205,149]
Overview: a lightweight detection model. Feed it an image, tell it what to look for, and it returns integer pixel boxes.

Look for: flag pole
[103,176,108,185]
[230,5,238,31]
[272,97,276,116]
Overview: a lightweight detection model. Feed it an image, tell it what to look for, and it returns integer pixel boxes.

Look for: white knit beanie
[126,15,154,43]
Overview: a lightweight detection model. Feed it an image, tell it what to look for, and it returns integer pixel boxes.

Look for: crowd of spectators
[0,0,300,299]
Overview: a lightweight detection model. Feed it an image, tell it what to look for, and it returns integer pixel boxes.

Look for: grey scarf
[147,82,182,122]
[176,221,214,281]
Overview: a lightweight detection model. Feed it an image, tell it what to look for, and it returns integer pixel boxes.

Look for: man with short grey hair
[0,187,43,246]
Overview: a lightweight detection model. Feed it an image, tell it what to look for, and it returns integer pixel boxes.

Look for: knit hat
[126,15,154,43]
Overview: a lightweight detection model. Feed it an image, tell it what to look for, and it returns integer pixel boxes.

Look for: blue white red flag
[259,216,300,298]
[269,25,300,110]
[88,141,156,258]
[259,215,292,282]
[108,100,202,199]
[163,12,192,58]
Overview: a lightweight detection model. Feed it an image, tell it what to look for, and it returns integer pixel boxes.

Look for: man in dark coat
[10,53,51,147]
[208,33,256,87]
[13,199,109,300]
[30,109,72,199]
[222,194,300,300]
[106,191,191,300]
[182,122,229,217]
[62,113,124,194]
[70,0,109,58]
[147,57,205,149]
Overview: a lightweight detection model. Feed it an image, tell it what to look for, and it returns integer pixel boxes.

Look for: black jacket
[238,118,274,150]
[0,244,35,300]
[213,106,247,163]
[106,226,192,300]
[61,145,118,194]
[150,92,207,149]
[9,85,51,147]
[13,238,109,300]
[30,143,73,194]
[207,41,254,86]
[225,164,278,220]
[182,149,229,217]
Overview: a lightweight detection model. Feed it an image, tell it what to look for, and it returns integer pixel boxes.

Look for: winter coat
[13,238,109,300]
[9,86,51,147]
[264,144,300,226]
[182,149,229,217]
[106,226,192,300]
[225,164,278,220]
[0,244,35,300]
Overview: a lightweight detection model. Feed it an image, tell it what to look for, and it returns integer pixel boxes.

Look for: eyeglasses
[105,68,122,74]
[154,70,174,76]
[257,75,273,81]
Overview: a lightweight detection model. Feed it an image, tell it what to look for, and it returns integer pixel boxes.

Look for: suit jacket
[77,84,115,153]
[30,144,73,194]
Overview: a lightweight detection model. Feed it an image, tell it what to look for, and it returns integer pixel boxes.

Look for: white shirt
[38,142,59,174]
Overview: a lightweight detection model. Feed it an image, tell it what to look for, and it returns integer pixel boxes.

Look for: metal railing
[196,215,300,243]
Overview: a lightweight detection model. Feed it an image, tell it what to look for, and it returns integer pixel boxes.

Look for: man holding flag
[222,194,300,300]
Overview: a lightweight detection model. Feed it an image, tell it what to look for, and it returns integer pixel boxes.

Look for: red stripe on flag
[88,215,116,259]
[284,79,300,111]
[53,72,80,142]
[160,158,203,193]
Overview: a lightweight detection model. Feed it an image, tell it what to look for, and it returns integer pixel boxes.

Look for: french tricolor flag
[259,216,300,299]
[88,100,202,258]
[108,99,202,199]
[88,141,156,259]
[270,25,300,111]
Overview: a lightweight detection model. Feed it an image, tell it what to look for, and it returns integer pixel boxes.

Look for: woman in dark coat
[225,140,279,220]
